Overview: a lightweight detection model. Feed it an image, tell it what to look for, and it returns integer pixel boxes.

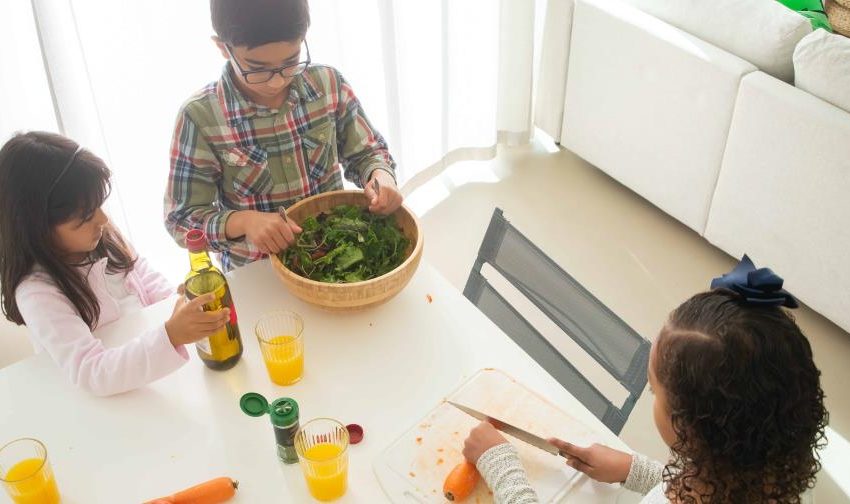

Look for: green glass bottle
[184,229,243,370]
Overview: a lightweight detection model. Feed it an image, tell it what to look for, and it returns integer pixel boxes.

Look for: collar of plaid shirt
[218,64,325,127]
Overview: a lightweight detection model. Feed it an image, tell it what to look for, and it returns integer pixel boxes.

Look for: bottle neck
[188,249,213,273]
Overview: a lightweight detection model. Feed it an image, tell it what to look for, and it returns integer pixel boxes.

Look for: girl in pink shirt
[0,131,230,396]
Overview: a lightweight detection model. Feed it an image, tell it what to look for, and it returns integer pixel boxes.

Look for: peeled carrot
[144,477,238,504]
[443,461,479,501]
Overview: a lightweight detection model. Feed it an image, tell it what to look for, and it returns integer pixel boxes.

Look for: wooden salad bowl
[269,190,424,311]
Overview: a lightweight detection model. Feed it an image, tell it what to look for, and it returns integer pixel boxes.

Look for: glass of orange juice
[0,438,60,504]
[255,310,304,386]
[295,418,349,501]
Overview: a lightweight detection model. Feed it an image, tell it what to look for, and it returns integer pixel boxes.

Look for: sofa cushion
[705,72,850,334]
[794,29,850,112]
[622,0,812,82]
[561,0,756,234]
[535,0,576,141]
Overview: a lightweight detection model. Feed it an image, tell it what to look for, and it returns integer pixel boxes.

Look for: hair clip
[711,254,798,308]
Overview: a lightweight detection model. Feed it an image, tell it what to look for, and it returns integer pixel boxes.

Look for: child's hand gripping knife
[547,438,633,484]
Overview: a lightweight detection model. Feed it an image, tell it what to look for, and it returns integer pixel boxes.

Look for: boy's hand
[364,169,403,215]
[462,421,509,464]
[165,293,230,347]
[548,439,633,484]
[227,210,302,255]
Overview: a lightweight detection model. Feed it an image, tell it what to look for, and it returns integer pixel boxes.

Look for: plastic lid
[240,392,269,417]
[186,229,207,253]
[239,393,299,427]
[269,398,299,427]
[346,424,364,444]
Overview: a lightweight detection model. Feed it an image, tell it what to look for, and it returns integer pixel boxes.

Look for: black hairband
[46,146,83,200]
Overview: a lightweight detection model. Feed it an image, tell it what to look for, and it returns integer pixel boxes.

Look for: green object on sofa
[777,0,834,31]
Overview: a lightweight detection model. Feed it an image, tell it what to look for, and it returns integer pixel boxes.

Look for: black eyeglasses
[226,41,311,84]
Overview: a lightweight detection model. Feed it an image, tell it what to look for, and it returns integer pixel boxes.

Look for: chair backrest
[463,208,650,434]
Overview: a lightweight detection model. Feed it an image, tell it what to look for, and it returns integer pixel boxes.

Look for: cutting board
[374,369,602,503]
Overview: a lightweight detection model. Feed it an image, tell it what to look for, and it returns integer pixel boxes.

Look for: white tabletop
[0,259,630,503]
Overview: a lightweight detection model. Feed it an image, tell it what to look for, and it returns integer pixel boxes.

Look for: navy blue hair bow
[710,255,798,308]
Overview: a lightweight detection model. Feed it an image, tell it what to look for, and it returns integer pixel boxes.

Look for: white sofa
[537,0,850,333]
[705,72,850,334]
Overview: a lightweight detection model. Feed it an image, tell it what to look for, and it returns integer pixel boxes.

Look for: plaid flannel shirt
[164,64,396,271]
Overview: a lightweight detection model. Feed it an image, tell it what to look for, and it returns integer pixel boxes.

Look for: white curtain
[0,1,57,141]
[14,0,538,279]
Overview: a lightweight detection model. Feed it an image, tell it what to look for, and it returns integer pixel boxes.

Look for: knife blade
[448,401,566,458]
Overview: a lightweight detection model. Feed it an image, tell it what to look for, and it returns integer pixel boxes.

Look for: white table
[0,260,630,503]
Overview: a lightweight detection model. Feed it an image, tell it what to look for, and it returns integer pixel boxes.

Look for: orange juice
[4,458,60,504]
[303,443,347,501]
[261,335,304,385]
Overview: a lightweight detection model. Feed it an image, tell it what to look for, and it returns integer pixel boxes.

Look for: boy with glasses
[165,0,403,271]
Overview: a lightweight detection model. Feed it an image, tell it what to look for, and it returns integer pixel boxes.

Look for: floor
[410,135,850,503]
[1,135,848,501]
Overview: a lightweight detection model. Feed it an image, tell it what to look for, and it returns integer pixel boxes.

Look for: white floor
[410,136,850,503]
[2,136,848,501]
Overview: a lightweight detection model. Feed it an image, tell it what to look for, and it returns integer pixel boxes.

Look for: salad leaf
[280,205,410,283]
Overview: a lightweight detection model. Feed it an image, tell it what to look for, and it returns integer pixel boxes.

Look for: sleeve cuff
[623,452,665,495]
[152,324,190,366]
[204,210,238,253]
[475,442,519,478]
[360,165,397,188]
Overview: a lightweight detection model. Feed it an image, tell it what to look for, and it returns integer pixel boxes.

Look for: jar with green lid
[240,392,299,464]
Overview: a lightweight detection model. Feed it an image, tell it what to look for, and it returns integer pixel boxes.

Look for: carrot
[144,477,238,504]
[443,461,479,502]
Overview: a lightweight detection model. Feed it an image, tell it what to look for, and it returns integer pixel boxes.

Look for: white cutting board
[374,369,602,503]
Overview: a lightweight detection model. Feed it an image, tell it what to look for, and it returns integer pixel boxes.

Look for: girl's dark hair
[0,131,136,330]
[211,0,310,48]
[656,289,827,503]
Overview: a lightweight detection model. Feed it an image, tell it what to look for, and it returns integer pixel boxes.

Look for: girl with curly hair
[462,256,828,503]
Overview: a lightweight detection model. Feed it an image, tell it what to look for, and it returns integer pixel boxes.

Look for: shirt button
[284,156,293,164]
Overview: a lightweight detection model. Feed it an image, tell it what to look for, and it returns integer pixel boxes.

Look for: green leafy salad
[279,205,410,283]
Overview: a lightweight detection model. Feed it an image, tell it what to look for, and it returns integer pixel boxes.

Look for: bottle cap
[346,424,364,444]
[239,393,299,428]
[186,229,207,253]
[269,398,299,428]
[240,392,269,417]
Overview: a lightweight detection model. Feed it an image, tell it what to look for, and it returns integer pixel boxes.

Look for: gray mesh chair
[463,208,650,434]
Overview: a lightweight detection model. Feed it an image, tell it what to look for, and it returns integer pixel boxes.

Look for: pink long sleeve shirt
[14,256,189,396]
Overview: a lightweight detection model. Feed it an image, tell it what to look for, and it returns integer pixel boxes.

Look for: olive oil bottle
[184,229,243,370]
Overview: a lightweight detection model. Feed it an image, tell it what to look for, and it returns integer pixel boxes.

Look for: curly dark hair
[655,289,827,503]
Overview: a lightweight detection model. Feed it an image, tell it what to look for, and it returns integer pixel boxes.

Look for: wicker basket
[269,190,424,311]
[828,1,850,36]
